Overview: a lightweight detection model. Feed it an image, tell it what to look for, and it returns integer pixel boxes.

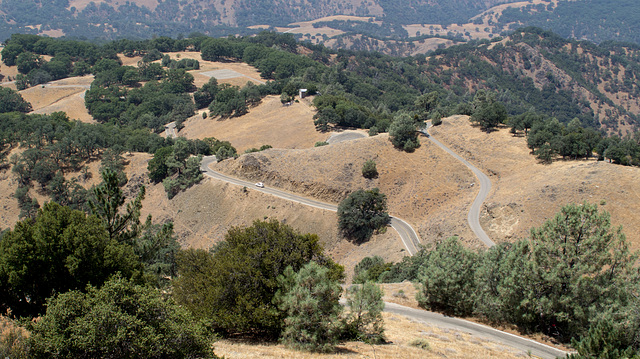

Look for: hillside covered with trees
[1,0,638,48]
[496,0,640,45]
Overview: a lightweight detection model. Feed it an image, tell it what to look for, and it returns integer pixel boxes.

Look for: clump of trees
[337,188,391,242]
[173,219,343,337]
[0,111,169,218]
[0,87,31,113]
[0,165,208,357]
[173,219,385,352]
[469,90,508,131]
[521,114,640,166]
[147,137,216,198]
[362,202,639,355]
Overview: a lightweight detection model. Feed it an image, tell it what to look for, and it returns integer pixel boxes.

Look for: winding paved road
[422,124,496,247]
[200,156,420,255]
[199,139,567,357]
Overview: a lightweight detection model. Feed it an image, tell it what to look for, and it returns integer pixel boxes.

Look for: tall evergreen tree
[277,262,343,353]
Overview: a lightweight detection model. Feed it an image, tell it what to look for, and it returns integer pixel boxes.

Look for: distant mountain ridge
[0,0,521,40]
[1,0,640,55]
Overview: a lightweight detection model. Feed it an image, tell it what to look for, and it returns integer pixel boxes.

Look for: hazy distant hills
[493,0,640,45]
[0,0,530,40]
[0,0,639,48]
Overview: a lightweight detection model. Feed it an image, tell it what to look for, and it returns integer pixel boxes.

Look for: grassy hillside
[208,115,640,252]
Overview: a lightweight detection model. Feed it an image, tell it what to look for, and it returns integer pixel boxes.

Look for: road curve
[384,302,567,358]
[200,156,421,255]
[201,156,566,357]
[422,124,495,247]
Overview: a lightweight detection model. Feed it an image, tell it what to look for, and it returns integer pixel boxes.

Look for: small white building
[299,88,308,99]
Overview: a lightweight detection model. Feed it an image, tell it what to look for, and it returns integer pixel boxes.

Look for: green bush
[173,220,344,337]
[431,112,443,126]
[416,236,478,316]
[389,113,420,152]
[353,256,390,283]
[343,282,385,344]
[409,338,431,350]
[28,276,216,359]
[361,159,378,179]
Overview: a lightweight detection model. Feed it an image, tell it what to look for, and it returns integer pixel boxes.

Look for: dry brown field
[180,95,327,152]
[431,116,640,250]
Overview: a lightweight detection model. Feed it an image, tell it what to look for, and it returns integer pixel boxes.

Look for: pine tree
[525,203,635,337]
[416,236,478,316]
[277,262,343,353]
[344,281,385,344]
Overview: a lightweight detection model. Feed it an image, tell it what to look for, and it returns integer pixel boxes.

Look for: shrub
[431,112,443,126]
[361,159,378,179]
[353,256,390,283]
[0,317,29,359]
[389,113,420,152]
[416,236,478,316]
[409,338,431,350]
[173,220,344,337]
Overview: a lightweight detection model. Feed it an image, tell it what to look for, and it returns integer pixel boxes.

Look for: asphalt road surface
[200,155,420,255]
[165,122,177,138]
[384,302,567,358]
[422,124,495,247]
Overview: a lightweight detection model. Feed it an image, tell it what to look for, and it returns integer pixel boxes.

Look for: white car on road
[255,182,264,188]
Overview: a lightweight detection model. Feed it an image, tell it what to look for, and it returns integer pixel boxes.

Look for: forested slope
[497,0,640,45]
[0,0,518,40]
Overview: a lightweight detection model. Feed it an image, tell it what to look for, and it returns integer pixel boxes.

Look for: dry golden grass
[180,95,327,152]
[0,59,18,81]
[16,76,94,123]
[212,129,478,250]
[430,115,640,249]
[214,311,528,359]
